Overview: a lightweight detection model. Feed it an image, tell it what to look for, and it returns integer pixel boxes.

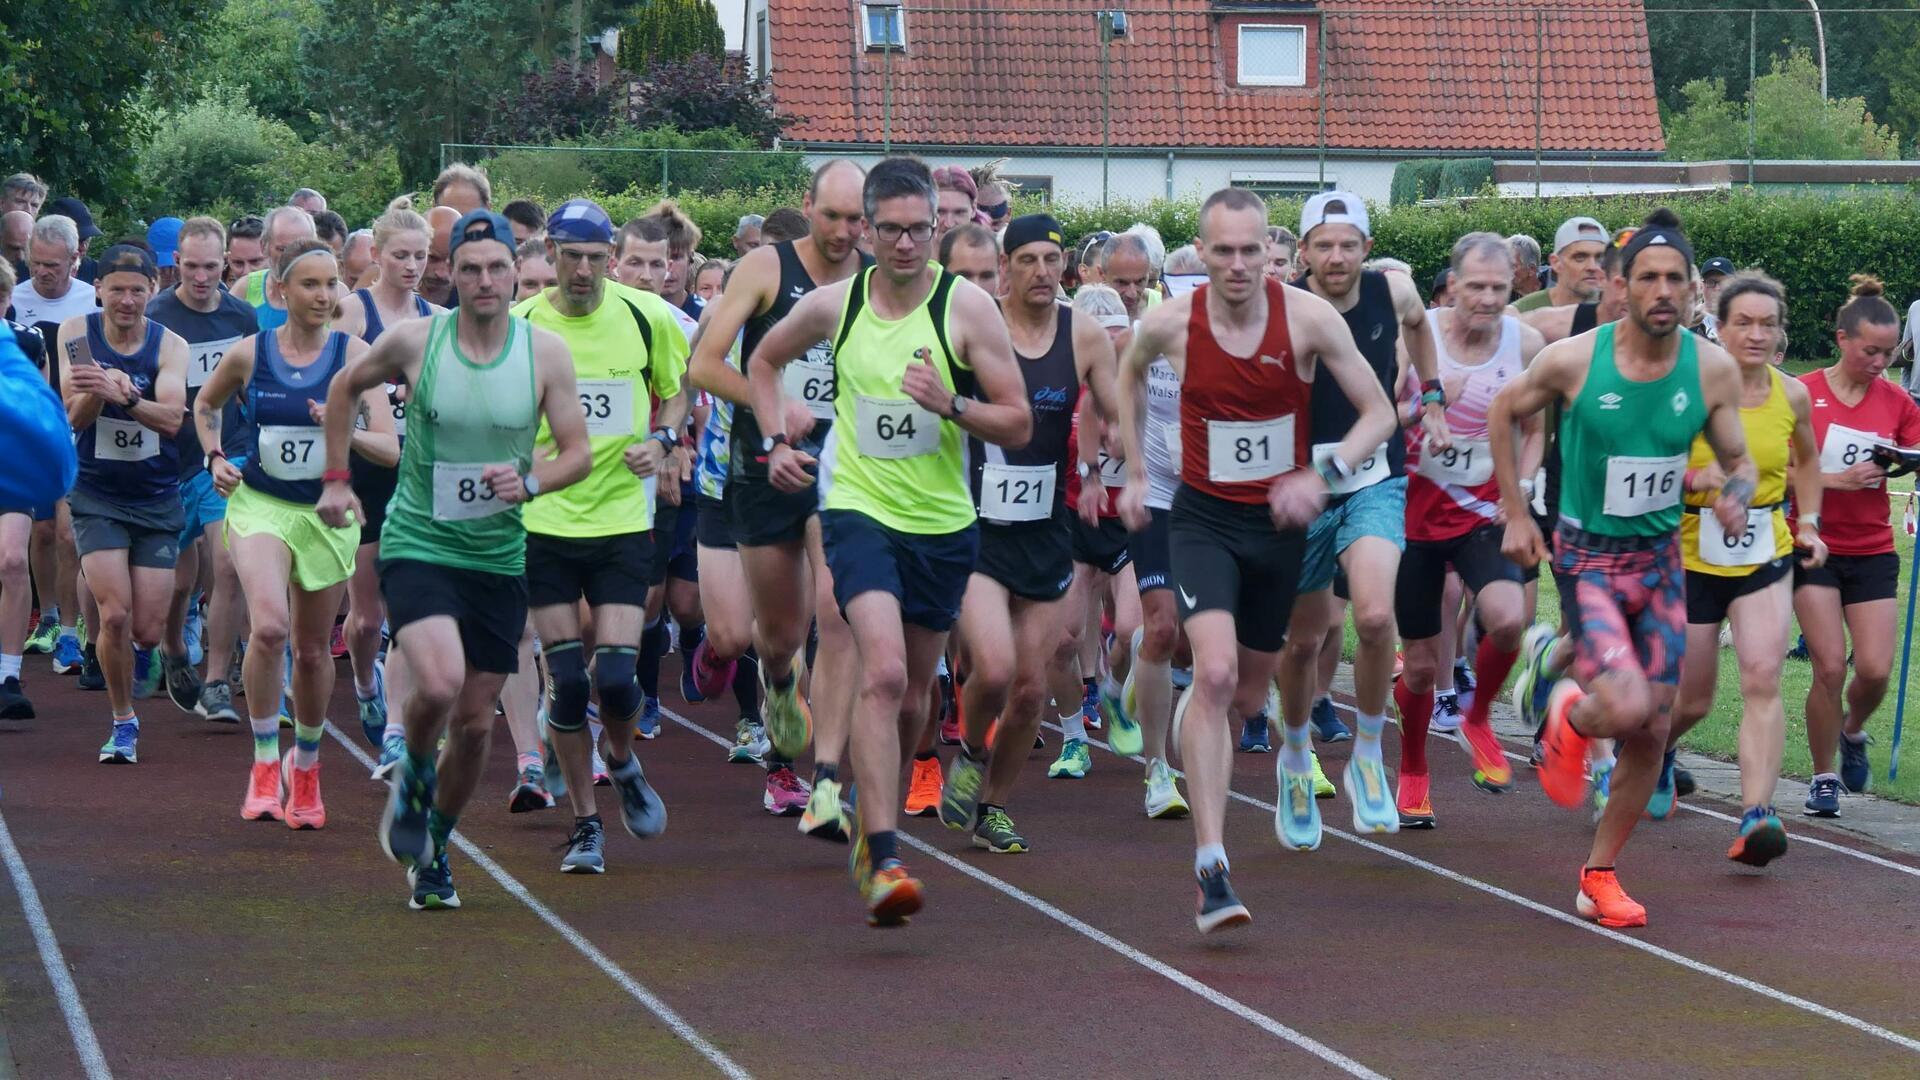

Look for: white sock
[355,674,377,699]
[1195,842,1228,876]
[0,654,20,681]
[1353,712,1386,761]
[1280,722,1312,775]
[58,624,75,639]
[1058,708,1088,742]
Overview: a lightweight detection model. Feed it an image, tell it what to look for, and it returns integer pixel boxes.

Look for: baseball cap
[1003,214,1065,255]
[448,209,517,261]
[96,244,158,281]
[1700,256,1734,279]
[1300,191,1370,241]
[45,197,101,239]
[146,217,184,268]
[1552,216,1608,254]
[546,199,615,245]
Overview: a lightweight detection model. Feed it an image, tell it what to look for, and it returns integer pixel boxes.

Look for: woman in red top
[1792,276,1920,815]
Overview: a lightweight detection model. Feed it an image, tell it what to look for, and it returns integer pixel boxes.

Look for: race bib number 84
[94,417,156,463]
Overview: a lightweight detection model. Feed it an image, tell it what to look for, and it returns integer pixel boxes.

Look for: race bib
[1096,451,1127,488]
[258,424,323,481]
[854,396,940,460]
[980,462,1055,523]
[1698,506,1775,568]
[1312,441,1390,495]
[1820,423,1885,488]
[1602,454,1687,518]
[94,417,157,462]
[577,379,636,438]
[385,383,407,438]
[783,350,836,421]
[185,335,241,389]
[1206,415,1294,484]
[1415,438,1492,488]
[432,462,511,521]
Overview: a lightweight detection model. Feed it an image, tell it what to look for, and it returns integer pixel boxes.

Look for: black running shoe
[0,676,32,720]
[1803,776,1841,818]
[77,647,105,691]
[1194,861,1251,933]
[1838,734,1871,794]
[408,851,460,910]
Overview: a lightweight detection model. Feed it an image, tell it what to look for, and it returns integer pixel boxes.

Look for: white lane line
[1056,722,1920,1055]
[0,810,112,1079]
[1323,696,1920,879]
[663,707,1387,1080]
[323,724,751,1080]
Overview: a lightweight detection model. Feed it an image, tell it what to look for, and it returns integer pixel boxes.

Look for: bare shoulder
[1530,331,1592,384]
[1693,334,1743,387]
[1135,291,1191,346]
[1778,370,1811,410]
[1515,319,1547,362]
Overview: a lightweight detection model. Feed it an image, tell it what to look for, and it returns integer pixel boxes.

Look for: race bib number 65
[1207,415,1293,484]
[1699,506,1775,568]
[1602,454,1687,518]
[432,462,512,521]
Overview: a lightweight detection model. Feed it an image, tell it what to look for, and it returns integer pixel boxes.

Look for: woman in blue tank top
[192,239,397,830]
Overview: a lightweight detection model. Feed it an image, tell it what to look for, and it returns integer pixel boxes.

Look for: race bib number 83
[432,462,511,521]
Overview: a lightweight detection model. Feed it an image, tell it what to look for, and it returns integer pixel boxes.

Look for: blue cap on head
[146,217,184,268]
[448,209,517,262]
[546,199,615,245]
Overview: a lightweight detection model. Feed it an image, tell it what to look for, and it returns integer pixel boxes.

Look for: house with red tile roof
[744,0,1664,204]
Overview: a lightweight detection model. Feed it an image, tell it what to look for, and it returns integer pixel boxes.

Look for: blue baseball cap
[546,199,615,245]
[448,209,517,261]
[146,217,184,268]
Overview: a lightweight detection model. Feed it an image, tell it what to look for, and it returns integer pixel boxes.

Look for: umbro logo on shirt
[1599,392,1623,409]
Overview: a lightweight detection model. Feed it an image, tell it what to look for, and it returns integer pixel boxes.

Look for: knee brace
[545,640,591,733]
[594,645,642,723]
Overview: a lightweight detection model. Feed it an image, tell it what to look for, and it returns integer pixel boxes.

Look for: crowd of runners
[2,159,1916,933]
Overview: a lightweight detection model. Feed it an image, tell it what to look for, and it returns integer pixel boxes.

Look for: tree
[616,0,725,74]
[1664,51,1899,162]
[627,54,788,146]
[478,63,616,147]
[0,0,220,211]
[186,0,330,139]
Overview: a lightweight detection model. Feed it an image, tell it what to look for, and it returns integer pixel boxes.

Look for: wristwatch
[523,471,542,499]
[762,432,790,454]
[949,394,969,419]
[651,426,679,450]
[204,449,227,470]
[1077,461,1093,479]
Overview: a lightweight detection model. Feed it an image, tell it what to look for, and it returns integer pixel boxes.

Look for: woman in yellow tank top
[1669,272,1826,867]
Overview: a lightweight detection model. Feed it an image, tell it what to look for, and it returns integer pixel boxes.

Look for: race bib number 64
[854,395,940,459]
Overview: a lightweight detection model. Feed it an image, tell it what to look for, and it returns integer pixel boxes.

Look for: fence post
[1748,10,1758,185]
[663,150,672,195]
[1099,12,1113,208]
[1534,10,1544,199]
[1317,15,1327,188]
[882,8,894,155]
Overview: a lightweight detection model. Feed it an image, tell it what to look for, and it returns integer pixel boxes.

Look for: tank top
[75,313,178,503]
[237,329,349,505]
[349,289,428,474]
[822,267,975,534]
[1681,366,1794,576]
[1300,270,1404,480]
[696,334,742,501]
[731,242,867,482]
[147,289,258,479]
[1558,322,1707,539]
[1539,303,1602,519]
[357,289,432,343]
[1143,352,1182,510]
[1177,278,1310,505]
[971,305,1075,527]
[379,313,540,575]
[1406,314,1525,542]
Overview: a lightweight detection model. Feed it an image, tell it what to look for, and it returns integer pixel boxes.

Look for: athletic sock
[1394,680,1433,776]
[292,721,324,769]
[40,606,58,626]
[250,714,280,764]
[1195,842,1229,876]
[382,719,405,741]
[637,620,668,700]
[1842,729,1868,745]
[516,750,542,773]
[354,674,376,699]
[0,653,20,681]
[57,624,75,640]
[426,808,456,857]
[866,829,899,866]
[1353,712,1387,761]
[1465,637,1519,729]
[813,761,839,785]
[1589,740,1617,771]
[732,650,761,721]
[679,621,705,658]
[1058,707,1088,743]
[1101,672,1123,702]
[1280,721,1311,776]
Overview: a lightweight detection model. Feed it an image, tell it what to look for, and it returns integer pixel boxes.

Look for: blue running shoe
[1838,733,1871,793]
[408,851,460,910]
[370,733,406,782]
[1273,757,1322,850]
[51,633,83,675]
[1645,749,1677,820]
[76,647,105,691]
[98,720,139,764]
[184,601,205,667]
[1309,696,1351,743]
[1343,754,1398,834]
[1102,682,1142,757]
[380,755,435,868]
[1590,760,1614,821]
[1238,712,1272,753]
[608,757,667,838]
[637,696,661,740]
[358,659,388,749]
[1803,775,1841,818]
[1513,623,1560,737]
[538,717,569,801]
[1728,806,1788,867]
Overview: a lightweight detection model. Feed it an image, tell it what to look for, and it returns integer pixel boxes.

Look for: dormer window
[1237,24,1307,86]
[863,3,906,52]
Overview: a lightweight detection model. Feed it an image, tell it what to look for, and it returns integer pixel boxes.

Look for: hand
[1077,476,1106,528]
[107,369,136,406]
[1711,492,1749,536]
[1117,477,1149,533]
[901,349,951,415]
[1420,403,1452,452]
[307,399,327,425]
[1796,522,1829,569]
[1690,462,1726,494]
[678,444,695,483]
[316,480,363,529]
[1502,513,1551,569]
[624,439,665,479]
[481,464,528,504]
[1838,460,1886,491]
[657,449,686,506]
[781,399,818,444]
[1267,468,1328,531]
[66,364,111,398]
[210,456,243,498]
[768,443,817,493]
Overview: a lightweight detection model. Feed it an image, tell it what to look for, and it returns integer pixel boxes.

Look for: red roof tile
[768,1,1663,154]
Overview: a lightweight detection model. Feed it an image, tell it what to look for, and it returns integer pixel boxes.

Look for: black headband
[1003,214,1065,256]
[1620,226,1694,274]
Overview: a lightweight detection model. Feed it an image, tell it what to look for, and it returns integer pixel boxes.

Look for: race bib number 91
[1602,454,1687,518]
[258,424,322,481]
[980,462,1055,522]
[1415,438,1492,488]
[854,396,940,459]
[432,462,511,521]
[1206,415,1294,484]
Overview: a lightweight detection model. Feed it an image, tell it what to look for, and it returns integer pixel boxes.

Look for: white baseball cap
[1553,216,1608,254]
[1300,191,1370,241]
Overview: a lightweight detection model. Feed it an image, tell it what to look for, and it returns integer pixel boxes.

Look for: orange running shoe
[1457,716,1514,792]
[1537,680,1592,809]
[242,761,284,821]
[282,753,326,830]
[904,755,943,817]
[1396,771,1436,829]
[1576,867,1647,928]
[864,861,924,928]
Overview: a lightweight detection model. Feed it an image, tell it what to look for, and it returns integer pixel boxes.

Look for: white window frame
[1237,23,1307,87]
[862,3,907,52]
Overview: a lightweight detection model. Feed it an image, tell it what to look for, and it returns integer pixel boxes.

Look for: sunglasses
[983,201,1010,221]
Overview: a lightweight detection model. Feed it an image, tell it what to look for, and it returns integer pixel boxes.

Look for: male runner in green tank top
[1488,209,1755,930]
[318,210,592,911]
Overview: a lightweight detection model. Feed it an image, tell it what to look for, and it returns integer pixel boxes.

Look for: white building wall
[801,150,1400,206]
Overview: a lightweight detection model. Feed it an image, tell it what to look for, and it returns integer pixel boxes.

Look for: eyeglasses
[983,201,1010,221]
[874,221,934,244]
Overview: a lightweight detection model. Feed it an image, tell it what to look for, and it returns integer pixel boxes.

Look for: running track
[1,651,1917,1078]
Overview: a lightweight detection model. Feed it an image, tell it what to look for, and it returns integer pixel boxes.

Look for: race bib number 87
[258,424,322,481]
[1207,415,1294,484]
[1602,454,1687,518]
[432,462,511,521]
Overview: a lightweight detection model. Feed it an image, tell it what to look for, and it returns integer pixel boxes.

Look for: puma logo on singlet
[1258,354,1286,369]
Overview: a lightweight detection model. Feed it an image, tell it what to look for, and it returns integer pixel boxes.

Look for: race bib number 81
[1602,454,1687,518]
[1207,415,1293,484]
[432,462,511,521]
[854,396,940,459]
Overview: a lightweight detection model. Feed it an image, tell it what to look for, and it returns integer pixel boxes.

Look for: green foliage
[478,125,808,204]
[1388,160,1453,206]
[487,184,805,257]
[1436,158,1495,200]
[1666,51,1901,162]
[616,0,726,74]
[186,0,329,139]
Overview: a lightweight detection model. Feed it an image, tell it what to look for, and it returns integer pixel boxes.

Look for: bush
[1437,158,1495,199]
[1389,160,1447,206]
[135,85,289,218]
[477,125,808,206]
[485,185,807,258]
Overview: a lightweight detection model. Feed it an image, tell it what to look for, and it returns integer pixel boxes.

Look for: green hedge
[1390,158,1495,205]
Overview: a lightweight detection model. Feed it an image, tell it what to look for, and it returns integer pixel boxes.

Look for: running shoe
[1144,759,1189,819]
[560,817,606,873]
[799,777,851,842]
[1429,692,1463,735]
[1513,623,1560,736]
[760,657,812,758]
[1645,749,1677,820]
[408,851,460,910]
[380,755,435,869]
[1576,867,1646,929]
[1047,737,1092,779]
[163,652,202,715]
[1309,696,1352,743]
[76,615,88,650]
[1194,861,1251,934]
[1397,771,1436,829]
[1457,715,1514,792]
[1453,657,1476,697]
[77,647,105,691]
[1727,807,1788,867]
[861,857,923,929]
[1170,665,1192,691]
[1273,757,1323,851]
[688,637,737,703]
[1590,760,1614,821]
[228,649,244,695]
[939,749,986,831]
[636,696,662,740]
[357,659,387,749]
[1674,766,1696,798]
[371,733,406,782]
[1536,680,1592,809]
[904,755,943,816]
[329,622,347,659]
[508,764,555,813]
[97,721,138,764]
[764,765,810,816]
[24,617,57,655]
[0,677,33,720]
[1102,682,1143,757]
[938,679,962,745]
[1171,686,1192,749]
[591,741,610,786]
[1343,754,1399,834]
[281,753,326,830]
[1079,683,1102,731]
[1838,733,1871,793]
[1310,750,1336,799]
[609,757,668,838]
[973,806,1028,853]
[728,717,768,764]
[50,632,82,674]
[1238,712,1272,753]
[184,604,205,667]
[1803,775,1842,818]
[242,760,284,821]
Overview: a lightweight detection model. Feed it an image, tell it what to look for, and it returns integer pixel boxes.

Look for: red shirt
[1064,388,1125,518]
[1404,316,1526,542]
[1178,278,1311,505]
[1797,368,1920,556]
